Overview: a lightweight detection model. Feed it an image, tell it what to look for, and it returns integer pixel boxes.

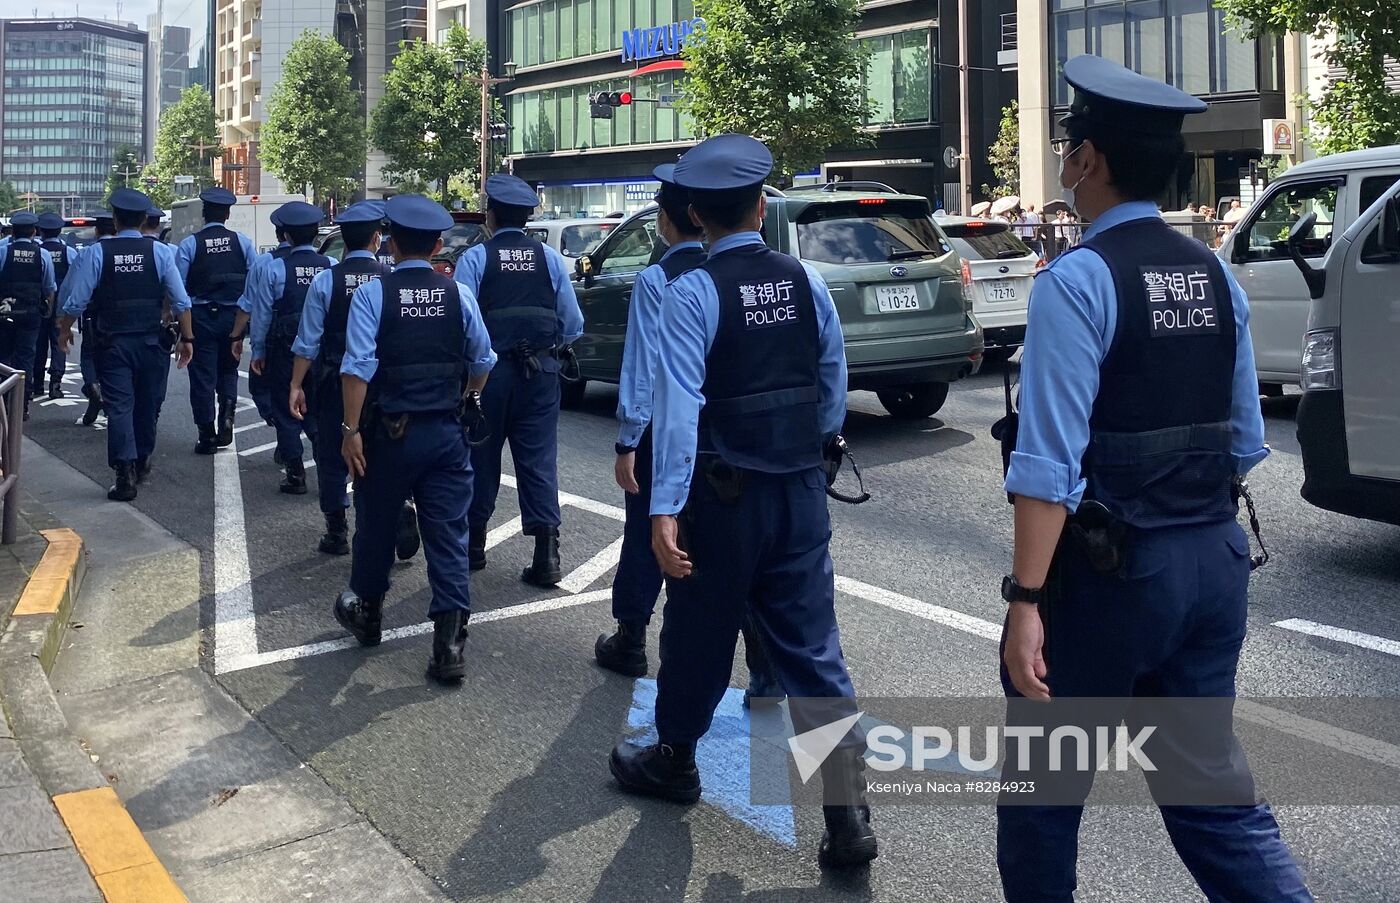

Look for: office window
[1052,12,1087,105]
[1211,6,1254,92]
[1088,3,1125,64]
[1168,0,1209,94]
[1125,1,1167,83]
[864,36,895,125]
[541,0,557,63]
[558,0,575,60]
[859,28,934,126]
[577,0,594,56]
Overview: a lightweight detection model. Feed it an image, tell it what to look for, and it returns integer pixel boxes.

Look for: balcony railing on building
[998,13,1017,69]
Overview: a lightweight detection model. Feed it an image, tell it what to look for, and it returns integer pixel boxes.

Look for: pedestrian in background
[35,212,77,401]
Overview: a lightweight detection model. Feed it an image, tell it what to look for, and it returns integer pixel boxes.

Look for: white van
[169,193,307,252]
[1218,146,1400,394]
[1286,175,1400,526]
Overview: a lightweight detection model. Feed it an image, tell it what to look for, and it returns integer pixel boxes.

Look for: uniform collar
[1083,201,1161,240]
[708,231,764,255]
[200,222,227,230]
[344,249,376,260]
[276,241,290,249]
[9,236,37,245]
[492,227,525,236]
[116,229,144,238]
[660,240,704,260]
[288,243,317,252]
[394,259,433,269]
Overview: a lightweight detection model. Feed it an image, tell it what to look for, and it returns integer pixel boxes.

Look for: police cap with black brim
[146,205,164,220]
[199,186,238,206]
[9,211,38,228]
[109,187,153,214]
[1059,54,1207,139]
[384,194,453,248]
[337,201,384,225]
[672,133,773,206]
[37,212,64,231]
[274,200,323,228]
[484,174,539,225]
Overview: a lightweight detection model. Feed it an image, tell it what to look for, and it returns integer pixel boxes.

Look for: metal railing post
[0,366,24,545]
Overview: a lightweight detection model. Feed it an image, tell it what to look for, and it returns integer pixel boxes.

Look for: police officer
[606,135,876,869]
[333,194,495,684]
[145,205,177,426]
[177,187,255,454]
[72,213,118,425]
[995,56,1311,902]
[57,188,194,499]
[236,214,289,429]
[455,174,583,587]
[35,212,76,401]
[246,201,332,494]
[0,212,57,418]
[373,231,396,270]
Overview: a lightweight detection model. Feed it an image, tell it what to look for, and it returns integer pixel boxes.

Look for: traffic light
[488,120,510,141]
[588,91,633,119]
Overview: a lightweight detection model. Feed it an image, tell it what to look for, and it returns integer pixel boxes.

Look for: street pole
[480,61,491,209]
[958,0,973,215]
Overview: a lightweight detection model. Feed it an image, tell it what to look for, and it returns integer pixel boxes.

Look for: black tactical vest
[40,239,70,290]
[373,267,465,415]
[322,255,389,367]
[0,240,45,322]
[658,244,707,282]
[270,248,331,347]
[94,237,163,336]
[477,231,558,352]
[186,224,249,304]
[375,239,396,270]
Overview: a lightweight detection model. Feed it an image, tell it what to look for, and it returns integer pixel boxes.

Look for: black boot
[595,621,648,677]
[609,741,701,804]
[395,501,421,561]
[333,589,382,646]
[135,457,152,484]
[81,383,102,426]
[107,462,138,502]
[319,510,350,555]
[468,525,486,571]
[194,422,218,455]
[744,667,785,710]
[521,529,562,587]
[280,458,308,494]
[426,611,469,684]
[47,378,63,400]
[216,397,235,447]
[817,749,879,869]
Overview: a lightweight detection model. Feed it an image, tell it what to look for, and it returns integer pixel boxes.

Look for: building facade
[0,18,149,215]
[146,0,215,160]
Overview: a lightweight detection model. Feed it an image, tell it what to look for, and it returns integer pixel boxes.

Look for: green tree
[369,25,490,205]
[980,101,1019,199]
[102,144,143,204]
[139,163,176,209]
[680,0,874,183]
[0,181,20,213]
[1215,0,1400,154]
[261,30,366,203]
[145,84,221,201]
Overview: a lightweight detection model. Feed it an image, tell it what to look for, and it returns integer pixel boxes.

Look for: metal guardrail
[0,364,23,545]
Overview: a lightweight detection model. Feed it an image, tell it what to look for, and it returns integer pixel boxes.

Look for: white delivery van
[1219,146,1400,395]
[1285,175,1400,526]
[168,193,307,252]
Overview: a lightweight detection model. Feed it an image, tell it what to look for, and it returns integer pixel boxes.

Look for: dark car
[565,187,984,418]
[318,210,487,276]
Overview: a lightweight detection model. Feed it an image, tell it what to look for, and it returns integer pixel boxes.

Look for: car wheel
[982,347,1018,366]
[560,378,588,409]
[1258,381,1285,398]
[876,382,950,419]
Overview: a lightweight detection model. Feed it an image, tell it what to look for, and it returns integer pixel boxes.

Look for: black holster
[700,456,747,504]
[1066,500,1130,576]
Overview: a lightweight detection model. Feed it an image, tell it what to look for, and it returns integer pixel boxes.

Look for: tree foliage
[0,181,19,213]
[102,144,143,205]
[369,26,490,204]
[680,0,874,183]
[980,101,1020,200]
[261,30,366,203]
[145,84,220,202]
[1216,0,1400,155]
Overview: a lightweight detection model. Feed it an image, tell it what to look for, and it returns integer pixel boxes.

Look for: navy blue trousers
[0,319,41,411]
[350,413,473,615]
[996,520,1311,903]
[95,335,165,466]
[32,315,65,387]
[79,319,99,390]
[654,464,857,745]
[188,304,239,425]
[611,429,663,625]
[311,371,349,515]
[247,366,273,424]
[265,341,312,464]
[469,364,561,535]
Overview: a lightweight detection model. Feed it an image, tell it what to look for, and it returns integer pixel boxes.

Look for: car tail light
[857,198,885,205]
[1035,257,1047,269]
[960,258,974,309]
[1301,328,1337,390]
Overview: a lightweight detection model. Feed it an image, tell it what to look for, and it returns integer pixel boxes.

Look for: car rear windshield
[560,224,614,256]
[940,221,1031,261]
[795,200,947,265]
[442,223,488,257]
[61,226,96,247]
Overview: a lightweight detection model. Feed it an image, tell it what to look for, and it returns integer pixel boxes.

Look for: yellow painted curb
[52,787,187,903]
[12,528,82,617]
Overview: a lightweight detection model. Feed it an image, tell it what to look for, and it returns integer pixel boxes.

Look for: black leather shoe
[81,383,102,426]
[521,529,562,587]
[280,458,308,494]
[319,511,350,555]
[333,589,382,646]
[609,742,701,804]
[135,457,152,484]
[107,462,138,502]
[595,621,647,677]
[216,397,235,447]
[395,501,421,560]
[744,667,785,709]
[47,379,64,400]
[194,422,218,455]
[817,749,878,868]
[468,525,486,571]
[426,611,468,684]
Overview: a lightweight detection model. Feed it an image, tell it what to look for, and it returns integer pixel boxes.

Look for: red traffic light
[618,91,633,105]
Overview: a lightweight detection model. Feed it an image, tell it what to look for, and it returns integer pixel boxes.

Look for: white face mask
[1058,142,1088,215]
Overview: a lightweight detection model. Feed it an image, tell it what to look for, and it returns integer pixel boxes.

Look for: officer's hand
[57,326,74,355]
[651,515,691,579]
[342,432,366,479]
[250,357,264,376]
[176,339,193,369]
[289,386,306,421]
[229,338,243,362]
[1004,602,1050,699]
[615,451,639,495]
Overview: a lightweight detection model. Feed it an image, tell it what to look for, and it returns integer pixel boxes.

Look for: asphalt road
[24,352,1400,902]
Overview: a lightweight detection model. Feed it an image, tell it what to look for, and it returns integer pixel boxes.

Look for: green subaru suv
[566,184,984,418]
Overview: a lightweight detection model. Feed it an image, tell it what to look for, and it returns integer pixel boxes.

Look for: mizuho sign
[620,17,706,64]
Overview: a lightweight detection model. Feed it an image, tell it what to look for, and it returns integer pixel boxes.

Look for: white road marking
[1272,618,1400,658]
[558,536,625,594]
[485,517,522,550]
[238,440,278,457]
[834,575,1002,640]
[233,421,267,434]
[213,431,259,673]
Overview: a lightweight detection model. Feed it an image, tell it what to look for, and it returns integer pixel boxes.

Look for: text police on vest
[398,286,447,318]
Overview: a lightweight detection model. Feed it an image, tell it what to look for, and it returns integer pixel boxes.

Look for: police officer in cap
[35,212,76,401]
[68,212,119,425]
[57,188,194,500]
[245,201,333,494]
[0,211,56,418]
[607,134,877,869]
[333,194,495,684]
[177,187,255,454]
[455,174,583,587]
[235,210,288,429]
[995,56,1311,901]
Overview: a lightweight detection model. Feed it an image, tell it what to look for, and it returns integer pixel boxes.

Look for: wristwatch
[179,336,194,344]
[1001,574,1046,605]
[341,422,360,437]
[615,443,637,456]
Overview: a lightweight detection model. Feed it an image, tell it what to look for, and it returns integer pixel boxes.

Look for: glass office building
[0,18,149,213]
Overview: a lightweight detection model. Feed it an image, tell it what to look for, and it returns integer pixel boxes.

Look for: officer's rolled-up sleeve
[340,281,383,382]
[238,254,266,313]
[649,272,716,516]
[453,244,487,297]
[1004,263,1111,510]
[804,262,848,439]
[154,243,192,313]
[250,263,282,359]
[59,245,104,317]
[616,265,664,449]
[1224,270,1269,474]
[38,248,56,295]
[545,247,584,344]
[175,235,196,280]
[292,268,333,360]
[458,283,497,378]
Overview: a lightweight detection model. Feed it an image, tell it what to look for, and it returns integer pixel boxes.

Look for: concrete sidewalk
[20,439,448,902]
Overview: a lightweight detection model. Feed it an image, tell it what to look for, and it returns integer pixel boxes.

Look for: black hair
[340,220,379,252]
[284,223,319,247]
[95,218,117,237]
[40,227,61,240]
[388,224,438,257]
[11,224,36,239]
[203,202,231,223]
[488,200,531,229]
[274,225,287,242]
[687,186,761,231]
[1077,128,1186,202]
[144,214,162,230]
[114,208,145,230]
[657,183,703,237]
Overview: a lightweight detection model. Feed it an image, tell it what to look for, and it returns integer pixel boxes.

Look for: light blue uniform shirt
[453,227,584,344]
[649,231,848,516]
[340,258,496,383]
[175,222,257,302]
[616,240,704,449]
[1,237,58,295]
[238,241,290,314]
[247,244,336,360]
[60,229,191,317]
[1004,200,1269,510]
[293,249,378,361]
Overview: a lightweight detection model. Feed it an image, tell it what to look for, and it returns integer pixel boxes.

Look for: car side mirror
[1380,196,1400,257]
[576,253,596,287]
[1286,212,1326,300]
